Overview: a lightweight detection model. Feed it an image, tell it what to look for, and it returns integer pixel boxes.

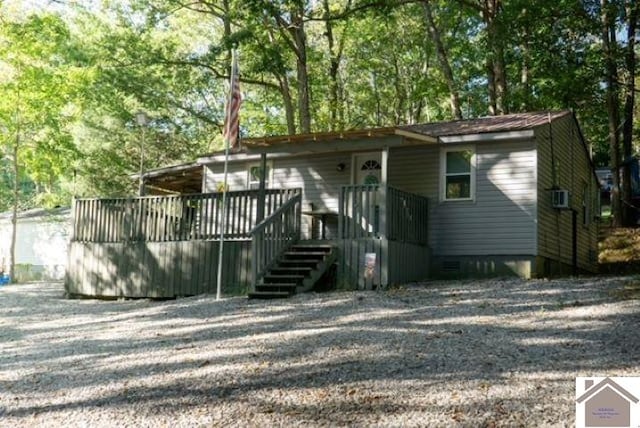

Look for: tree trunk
[621,0,639,226]
[483,0,507,115]
[520,18,531,111]
[322,0,350,130]
[223,0,231,44]
[371,71,382,126]
[493,43,508,114]
[601,0,622,227]
[422,0,462,119]
[265,22,297,134]
[487,57,497,115]
[468,0,507,116]
[278,74,297,135]
[392,51,406,124]
[324,0,339,130]
[291,5,311,133]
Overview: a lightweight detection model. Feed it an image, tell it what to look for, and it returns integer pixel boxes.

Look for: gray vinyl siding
[535,115,598,273]
[203,152,352,239]
[387,145,439,197]
[203,162,251,192]
[271,153,352,213]
[388,141,537,256]
[204,139,539,256]
[272,153,352,239]
[204,153,351,205]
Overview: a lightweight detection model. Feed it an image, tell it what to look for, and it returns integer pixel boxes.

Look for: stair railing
[250,193,302,291]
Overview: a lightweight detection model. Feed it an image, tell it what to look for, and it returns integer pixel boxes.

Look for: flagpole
[216,49,237,301]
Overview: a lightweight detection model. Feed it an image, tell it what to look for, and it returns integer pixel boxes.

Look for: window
[360,159,381,185]
[247,162,272,189]
[441,146,475,201]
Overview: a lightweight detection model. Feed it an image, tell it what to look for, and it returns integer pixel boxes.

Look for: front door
[352,152,382,235]
[354,152,382,185]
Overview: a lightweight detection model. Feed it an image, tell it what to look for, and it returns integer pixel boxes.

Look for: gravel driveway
[1,277,639,427]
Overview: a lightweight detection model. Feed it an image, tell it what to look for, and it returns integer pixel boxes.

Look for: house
[576,377,639,427]
[65,110,599,299]
[0,207,71,282]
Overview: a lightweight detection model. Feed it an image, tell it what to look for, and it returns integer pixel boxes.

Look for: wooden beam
[394,129,438,143]
[256,153,267,223]
[242,126,396,146]
[243,135,405,155]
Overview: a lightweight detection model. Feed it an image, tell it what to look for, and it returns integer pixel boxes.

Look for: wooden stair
[248,244,337,299]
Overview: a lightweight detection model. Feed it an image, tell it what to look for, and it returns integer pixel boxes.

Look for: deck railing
[338,184,380,239]
[71,188,300,243]
[387,187,429,244]
[338,185,381,239]
[339,185,428,242]
[250,193,302,290]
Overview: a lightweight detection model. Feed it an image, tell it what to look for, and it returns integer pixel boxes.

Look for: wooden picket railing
[338,184,380,239]
[250,193,302,290]
[387,187,429,244]
[71,188,300,243]
[338,185,428,242]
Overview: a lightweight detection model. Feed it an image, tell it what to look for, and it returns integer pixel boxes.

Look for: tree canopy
[0,0,638,222]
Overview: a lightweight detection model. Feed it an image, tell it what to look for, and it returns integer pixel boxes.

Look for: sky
[2,0,101,17]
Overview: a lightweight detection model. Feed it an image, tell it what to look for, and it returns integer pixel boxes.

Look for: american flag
[223,51,242,149]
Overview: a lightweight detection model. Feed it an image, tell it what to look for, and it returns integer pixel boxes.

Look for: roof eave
[438,129,535,144]
[394,129,438,143]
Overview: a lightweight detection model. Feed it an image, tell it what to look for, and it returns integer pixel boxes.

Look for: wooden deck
[65,185,430,298]
[66,189,300,298]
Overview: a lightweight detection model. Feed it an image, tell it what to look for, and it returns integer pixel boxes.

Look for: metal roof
[138,110,578,194]
[398,110,571,138]
[239,110,571,147]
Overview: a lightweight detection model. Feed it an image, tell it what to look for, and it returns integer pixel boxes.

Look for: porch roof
[134,162,203,195]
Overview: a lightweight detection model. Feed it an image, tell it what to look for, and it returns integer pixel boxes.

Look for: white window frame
[440,145,476,202]
[247,161,273,189]
[351,151,382,185]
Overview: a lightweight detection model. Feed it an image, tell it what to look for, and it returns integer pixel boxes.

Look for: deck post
[256,153,267,223]
[380,147,389,286]
[70,197,77,241]
[338,187,344,239]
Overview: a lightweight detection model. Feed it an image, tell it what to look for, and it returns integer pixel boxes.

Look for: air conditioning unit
[551,189,570,209]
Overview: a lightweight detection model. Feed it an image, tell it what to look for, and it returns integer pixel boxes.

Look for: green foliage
[0,0,634,205]
[0,12,83,211]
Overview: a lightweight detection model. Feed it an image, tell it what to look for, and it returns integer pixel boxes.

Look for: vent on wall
[551,189,570,209]
[442,261,461,273]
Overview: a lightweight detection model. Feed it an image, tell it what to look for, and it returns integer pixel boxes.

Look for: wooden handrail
[250,193,302,291]
[249,195,300,235]
[72,188,301,243]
